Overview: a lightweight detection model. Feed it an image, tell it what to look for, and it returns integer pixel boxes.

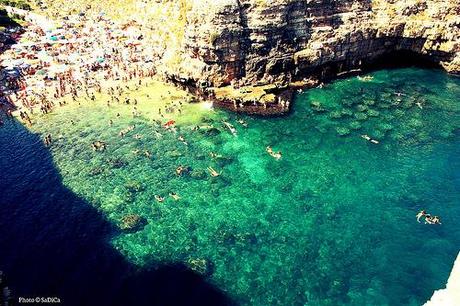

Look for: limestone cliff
[424,252,460,306]
[166,0,460,113]
[37,0,460,114]
[176,0,460,82]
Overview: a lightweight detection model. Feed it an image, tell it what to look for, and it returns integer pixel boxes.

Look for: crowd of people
[0,6,158,124]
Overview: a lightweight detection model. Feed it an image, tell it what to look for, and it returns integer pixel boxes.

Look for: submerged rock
[363,99,375,106]
[89,167,104,176]
[367,109,380,117]
[310,101,326,112]
[124,181,145,193]
[354,113,368,121]
[349,121,362,130]
[356,105,368,112]
[336,127,351,136]
[201,127,221,136]
[109,158,127,169]
[119,214,147,232]
[377,123,394,132]
[329,110,343,119]
[187,258,214,276]
[190,169,206,180]
[341,109,353,117]
[165,150,182,158]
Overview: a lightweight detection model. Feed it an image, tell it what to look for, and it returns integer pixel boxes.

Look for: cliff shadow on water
[0,117,234,306]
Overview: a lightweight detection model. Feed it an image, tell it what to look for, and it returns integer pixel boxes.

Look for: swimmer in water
[169,192,181,201]
[361,135,379,144]
[144,150,152,158]
[266,146,282,160]
[155,195,164,203]
[416,210,427,223]
[91,141,106,151]
[178,135,188,145]
[424,214,434,224]
[209,152,222,159]
[176,165,185,176]
[207,166,221,177]
[431,216,442,225]
[237,119,248,127]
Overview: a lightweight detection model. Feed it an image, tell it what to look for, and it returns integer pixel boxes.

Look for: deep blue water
[0,120,232,305]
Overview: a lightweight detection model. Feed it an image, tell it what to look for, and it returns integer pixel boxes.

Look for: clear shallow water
[1,68,459,305]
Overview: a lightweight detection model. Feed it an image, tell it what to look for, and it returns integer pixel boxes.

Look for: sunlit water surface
[1,68,459,305]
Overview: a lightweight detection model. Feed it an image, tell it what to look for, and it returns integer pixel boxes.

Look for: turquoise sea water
[1,68,459,305]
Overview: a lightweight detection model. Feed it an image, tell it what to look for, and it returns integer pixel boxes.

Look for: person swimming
[361,134,379,144]
[209,152,222,159]
[178,135,188,145]
[266,146,282,160]
[424,214,434,224]
[154,195,164,203]
[91,140,106,151]
[431,216,442,225]
[207,166,221,177]
[237,119,248,127]
[169,192,181,201]
[416,210,427,223]
[176,165,186,176]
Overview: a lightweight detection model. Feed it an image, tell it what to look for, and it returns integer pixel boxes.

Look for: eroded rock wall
[170,0,460,88]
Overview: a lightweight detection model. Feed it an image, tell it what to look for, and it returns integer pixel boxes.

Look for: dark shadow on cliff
[0,117,234,306]
[361,49,444,72]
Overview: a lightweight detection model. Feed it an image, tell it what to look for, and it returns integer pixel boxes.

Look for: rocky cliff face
[35,0,460,114]
[157,0,460,114]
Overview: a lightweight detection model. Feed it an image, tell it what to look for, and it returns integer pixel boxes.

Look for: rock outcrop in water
[424,252,460,306]
[158,0,460,114]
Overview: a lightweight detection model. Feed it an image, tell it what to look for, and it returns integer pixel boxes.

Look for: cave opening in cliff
[361,49,445,72]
